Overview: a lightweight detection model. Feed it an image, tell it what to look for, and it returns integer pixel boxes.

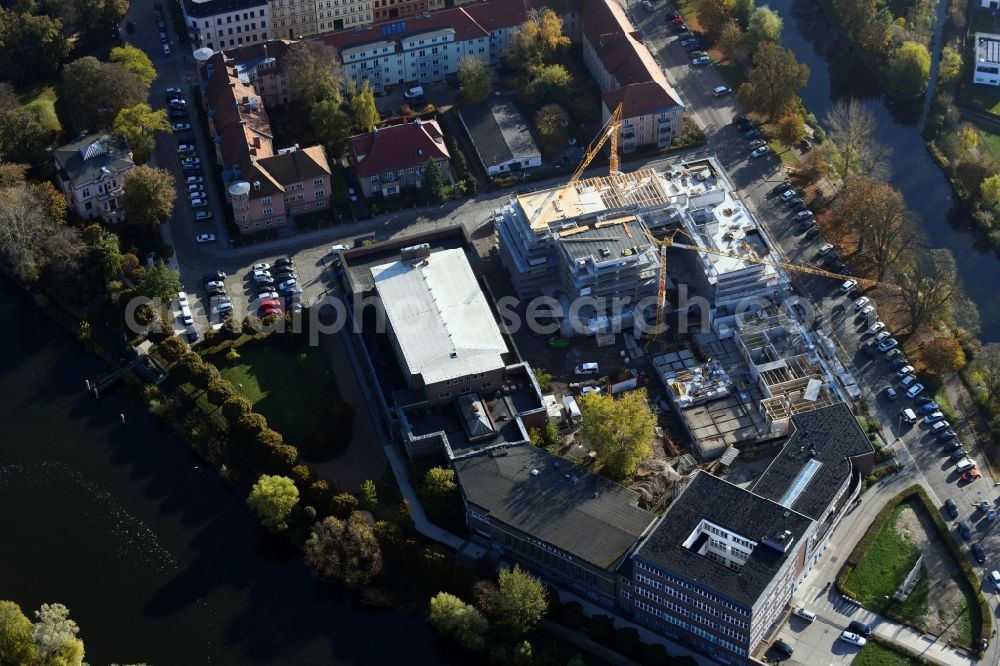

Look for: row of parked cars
[249,258,303,318]
[155,2,171,55]
[774,612,872,657]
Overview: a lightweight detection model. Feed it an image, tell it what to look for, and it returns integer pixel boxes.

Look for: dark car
[939,429,959,442]
[769,181,792,196]
[945,499,959,519]
[773,639,794,656]
[972,543,987,564]
[863,340,879,357]
[958,520,973,540]
[275,257,294,267]
[169,109,189,119]
[848,620,872,637]
[206,287,227,298]
[203,271,226,284]
[786,196,805,207]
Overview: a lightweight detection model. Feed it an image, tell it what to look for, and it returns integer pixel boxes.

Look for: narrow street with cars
[118,1,1000,662]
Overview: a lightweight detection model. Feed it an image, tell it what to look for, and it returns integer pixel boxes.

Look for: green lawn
[853,640,926,666]
[19,84,61,134]
[933,387,959,424]
[843,504,922,613]
[206,338,339,445]
[975,122,1000,162]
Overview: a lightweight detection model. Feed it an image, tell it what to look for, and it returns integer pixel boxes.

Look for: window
[82,188,90,197]
[316,200,326,208]
[263,207,273,214]
[313,177,324,185]
[255,221,262,228]
[262,196,271,204]
[314,190,325,197]
[242,224,250,231]
[370,174,379,183]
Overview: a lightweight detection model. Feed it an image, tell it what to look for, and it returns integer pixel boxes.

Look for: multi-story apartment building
[577,0,684,152]
[203,51,331,234]
[372,0,427,23]
[52,133,135,224]
[269,0,372,39]
[183,0,270,51]
[346,117,454,198]
[209,41,293,107]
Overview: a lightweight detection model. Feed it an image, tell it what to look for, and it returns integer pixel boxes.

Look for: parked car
[945,498,959,519]
[991,570,1000,591]
[165,87,182,96]
[277,279,298,292]
[939,429,959,442]
[171,123,191,132]
[840,279,857,294]
[885,349,903,362]
[950,447,969,459]
[169,109,189,119]
[195,211,213,221]
[963,469,982,482]
[190,199,207,208]
[793,608,816,622]
[899,375,917,389]
[256,290,279,301]
[924,411,946,424]
[252,269,272,281]
[712,85,732,96]
[195,233,215,244]
[848,621,872,637]
[906,383,925,399]
[203,271,226,283]
[275,257,294,268]
[690,55,711,66]
[162,43,171,55]
[793,210,814,221]
[177,143,195,153]
[868,321,886,335]
[211,302,233,316]
[918,401,940,414]
[883,386,898,401]
[750,145,770,158]
[770,181,793,196]
[863,340,879,357]
[252,262,271,272]
[188,185,204,195]
[643,0,655,11]
[773,639,794,656]
[959,520,973,539]
[205,280,225,290]
[839,631,866,647]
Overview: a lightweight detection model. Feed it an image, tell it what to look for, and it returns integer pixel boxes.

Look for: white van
[575,362,599,375]
[899,408,917,424]
[563,395,582,420]
[956,458,976,472]
[404,86,424,99]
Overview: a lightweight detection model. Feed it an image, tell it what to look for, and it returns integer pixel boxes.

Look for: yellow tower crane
[645,228,900,336]
[531,103,624,229]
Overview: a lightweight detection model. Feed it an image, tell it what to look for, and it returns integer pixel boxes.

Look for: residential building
[373,0,428,23]
[974,33,1000,86]
[183,0,270,51]
[207,41,292,107]
[203,51,331,234]
[458,98,541,176]
[371,246,509,404]
[454,444,656,609]
[981,0,998,10]
[52,133,135,224]
[577,0,685,151]
[347,117,454,198]
[317,8,494,93]
[269,0,373,39]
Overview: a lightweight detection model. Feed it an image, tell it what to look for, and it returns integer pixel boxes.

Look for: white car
[205,280,225,290]
[782,189,798,201]
[840,279,857,294]
[162,43,171,55]
[712,85,732,96]
[859,304,875,317]
[176,291,189,308]
[690,55,711,66]
[195,210,213,221]
[177,143,195,152]
[190,199,207,208]
[906,383,925,399]
[252,271,273,283]
[188,184,204,193]
[990,570,1000,591]
[792,608,816,622]
[195,233,216,243]
[172,123,191,131]
[165,87,183,95]
[643,0,655,10]
[750,145,770,158]
[277,279,298,291]
[878,337,899,352]
[256,290,279,301]
[819,243,834,255]
[854,296,871,311]
[867,321,886,335]
[896,365,915,378]
[252,262,271,272]
[840,631,866,647]
[212,302,234,316]
[186,176,204,184]
[181,159,201,167]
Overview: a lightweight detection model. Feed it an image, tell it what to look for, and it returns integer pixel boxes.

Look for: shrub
[158,336,187,363]
[615,627,642,660]
[221,395,252,422]
[587,614,615,646]
[330,491,359,518]
[556,601,584,629]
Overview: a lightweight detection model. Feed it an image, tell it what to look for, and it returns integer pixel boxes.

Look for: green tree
[716,20,749,66]
[974,344,1000,406]
[982,173,1000,205]
[221,395,252,421]
[137,262,181,301]
[109,45,157,87]
[531,367,552,392]
[938,46,962,85]
[282,41,343,108]
[895,248,958,333]
[886,41,930,98]
[484,565,548,637]
[833,0,890,54]
[304,513,383,588]
[360,479,378,510]
[578,389,655,480]
[206,378,236,406]
[957,123,979,153]
[746,6,783,53]
[0,9,69,85]
[774,113,805,148]
[247,474,300,533]
[534,103,569,153]
[428,592,488,650]
[420,158,447,204]
[697,0,736,37]
[32,603,84,666]
[91,230,124,282]
[350,80,380,132]
[420,467,457,516]
[509,7,570,70]
[738,43,809,121]
[458,56,492,104]
[0,106,53,173]
[113,103,170,164]
[310,97,352,156]
[523,64,574,106]
[76,0,129,46]
[0,180,84,282]
[56,57,148,132]
[122,165,175,230]
[0,600,36,665]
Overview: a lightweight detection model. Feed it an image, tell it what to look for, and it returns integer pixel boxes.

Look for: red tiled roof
[315,5,489,54]
[603,81,681,117]
[347,119,450,177]
[462,0,529,33]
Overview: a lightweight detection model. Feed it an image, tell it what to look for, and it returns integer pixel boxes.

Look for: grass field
[19,84,61,134]
[975,122,1000,162]
[843,504,925,616]
[853,640,926,666]
[206,338,339,445]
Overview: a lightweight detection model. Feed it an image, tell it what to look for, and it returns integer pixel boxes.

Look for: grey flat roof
[459,99,540,167]
[454,445,655,570]
[559,218,654,263]
[751,404,873,520]
[635,471,812,607]
[977,33,1000,64]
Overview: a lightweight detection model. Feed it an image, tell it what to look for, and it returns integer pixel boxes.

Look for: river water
[765,0,1000,341]
[0,285,444,665]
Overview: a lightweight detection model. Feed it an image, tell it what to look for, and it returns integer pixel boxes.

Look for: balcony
[95,187,123,202]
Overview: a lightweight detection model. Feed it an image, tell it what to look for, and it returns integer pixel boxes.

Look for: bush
[556,601,584,630]
[615,627,642,660]
[587,614,615,646]
[643,643,670,666]
[330,491,359,518]
[158,336,187,363]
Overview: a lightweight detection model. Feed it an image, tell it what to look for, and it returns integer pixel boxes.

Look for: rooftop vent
[252,180,261,191]
[599,248,611,258]
[530,469,540,476]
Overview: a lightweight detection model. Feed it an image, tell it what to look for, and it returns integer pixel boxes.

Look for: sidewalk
[945,374,998,484]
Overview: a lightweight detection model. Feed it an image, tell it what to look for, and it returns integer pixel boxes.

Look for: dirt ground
[893,504,972,644]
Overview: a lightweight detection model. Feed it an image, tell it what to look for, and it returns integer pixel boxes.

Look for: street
[123,1,1000,662]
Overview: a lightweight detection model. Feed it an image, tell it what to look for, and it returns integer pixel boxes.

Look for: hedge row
[837,485,991,654]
